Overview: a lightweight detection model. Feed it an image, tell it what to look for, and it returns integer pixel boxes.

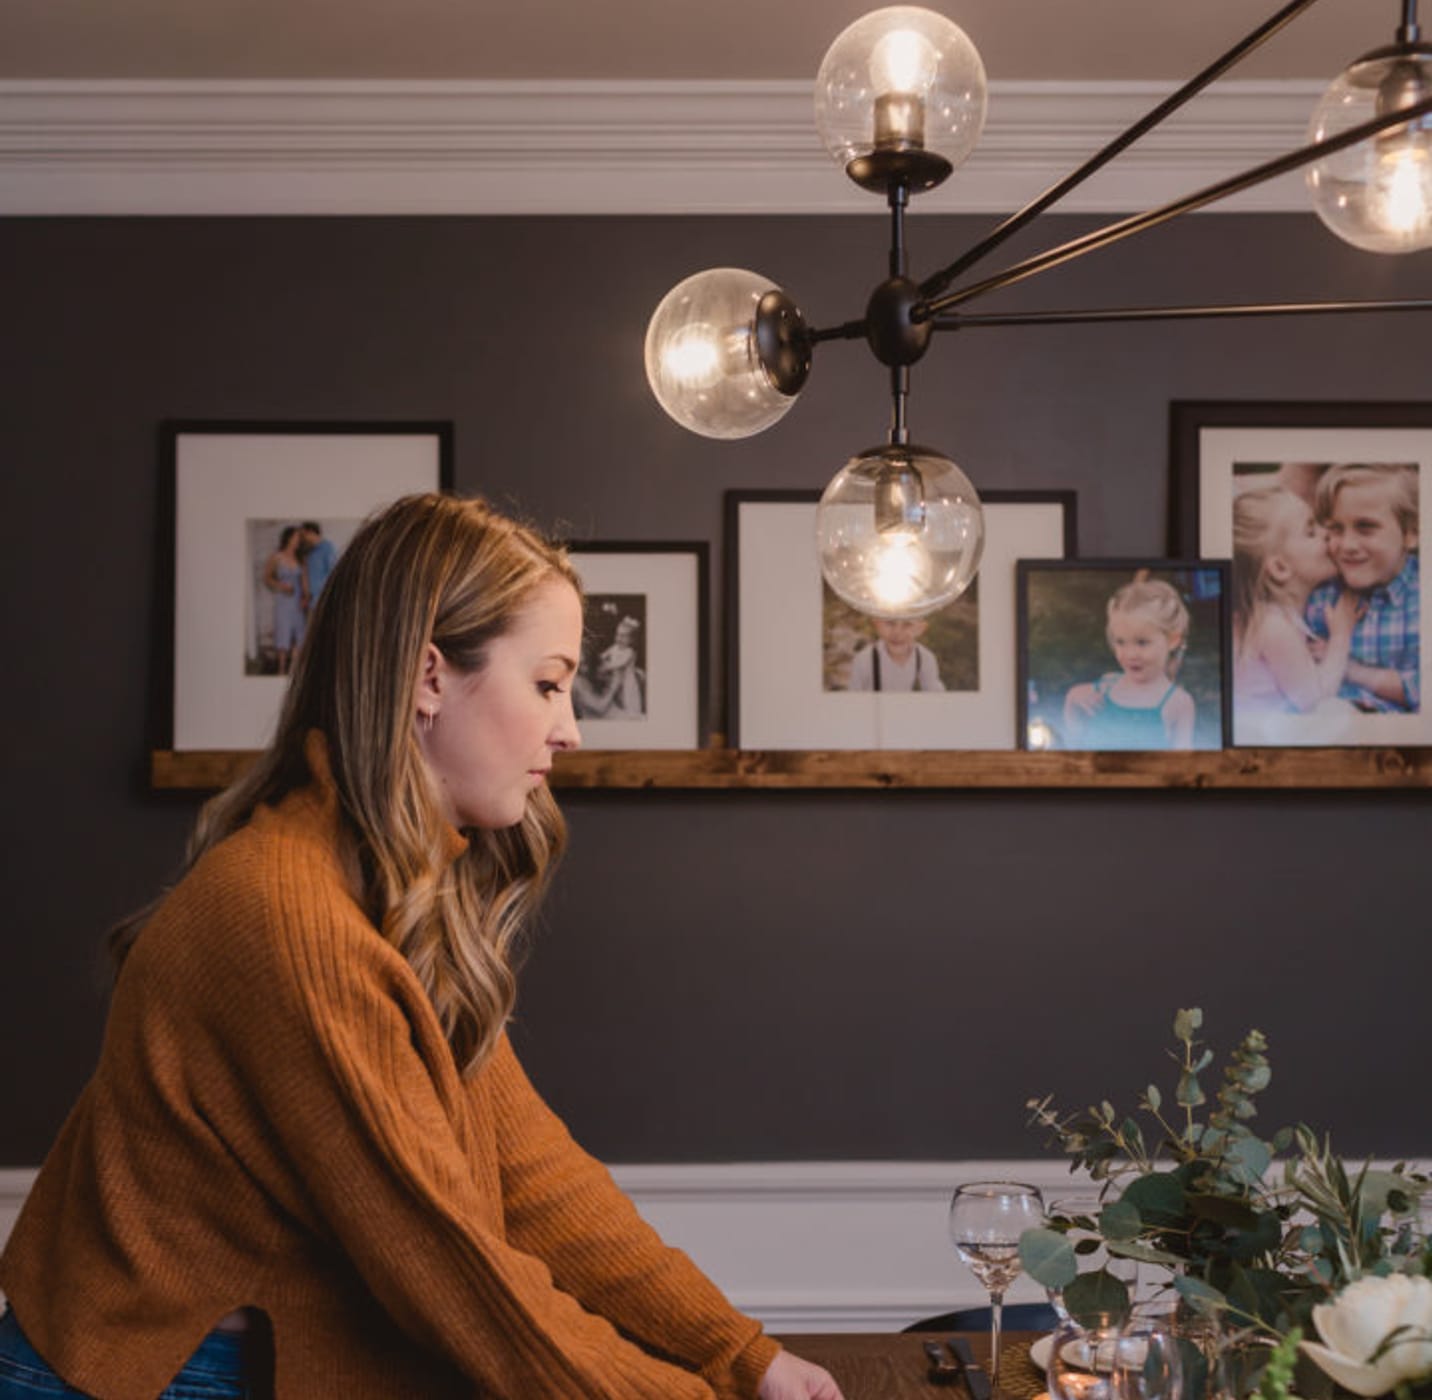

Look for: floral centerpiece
[1018,1009,1430,1399]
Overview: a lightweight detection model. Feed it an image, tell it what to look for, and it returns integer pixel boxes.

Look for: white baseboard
[610,1160,1068,1332]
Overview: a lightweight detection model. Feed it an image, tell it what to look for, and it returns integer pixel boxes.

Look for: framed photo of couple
[1172,402,1432,748]
[166,420,453,752]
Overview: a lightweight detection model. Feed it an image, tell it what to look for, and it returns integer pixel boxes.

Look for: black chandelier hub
[754,289,814,396]
[844,148,954,196]
[864,276,935,368]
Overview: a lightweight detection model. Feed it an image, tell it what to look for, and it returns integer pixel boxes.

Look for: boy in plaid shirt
[1306,463,1420,713]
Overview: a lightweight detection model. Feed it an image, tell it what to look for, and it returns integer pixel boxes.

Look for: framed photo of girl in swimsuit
[564,542,709,750]
[1016,559,1231,753]
[729,489,1076,750]
[165,420,453,751]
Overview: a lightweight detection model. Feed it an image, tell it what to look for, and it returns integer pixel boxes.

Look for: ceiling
[0,0,1402,83]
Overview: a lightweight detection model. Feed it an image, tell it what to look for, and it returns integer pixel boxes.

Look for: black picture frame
[161,419,454,751]
[727,488,1077,750]
[563,540,710,750]
[1168,400,1432,556]
[1169,400,1431,747]
[1017,558,1232,753]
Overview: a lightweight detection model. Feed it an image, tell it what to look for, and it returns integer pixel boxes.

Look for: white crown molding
[0,78,1323,216]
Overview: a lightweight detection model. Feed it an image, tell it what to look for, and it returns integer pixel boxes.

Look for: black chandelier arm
[917,89,1432,318]
[808,320,868,343]
[932,298,1432,329]
[918,0,1327,302]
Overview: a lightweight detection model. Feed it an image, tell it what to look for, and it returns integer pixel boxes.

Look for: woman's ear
[1265,554,1291,584]
[415,642,446,721]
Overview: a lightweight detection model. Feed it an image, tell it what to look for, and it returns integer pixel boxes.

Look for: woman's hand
[757,1348,845,1400]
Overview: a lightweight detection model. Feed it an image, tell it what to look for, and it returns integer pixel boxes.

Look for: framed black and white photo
[566,542,708,749]
[166,420,453,751]
[1171,401,1430,747]
[1017,559,1230,753]
[728,489,1075,749]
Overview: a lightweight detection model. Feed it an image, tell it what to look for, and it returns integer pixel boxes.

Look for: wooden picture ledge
[152,747,1432,792]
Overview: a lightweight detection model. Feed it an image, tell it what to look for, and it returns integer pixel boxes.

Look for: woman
[262,524,309,675]
[0,494,840,1400]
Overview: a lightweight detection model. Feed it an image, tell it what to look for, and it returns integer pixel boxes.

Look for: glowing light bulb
[1307,50,1432,254]
[661,324,724,390]
[644,268,804,439]
[814,7,986,189]
[1370,138,1432,239]
[816,443,984,619]
[870,27,939,95]
[866,531,932,610]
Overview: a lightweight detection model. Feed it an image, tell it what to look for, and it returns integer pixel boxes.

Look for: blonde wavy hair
[115,492,580,1077]
[1231,485,1301,653]
[1106,577,1190,679]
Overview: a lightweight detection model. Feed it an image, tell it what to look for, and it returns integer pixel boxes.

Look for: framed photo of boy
[1171,401,1431,747]
[564,542,708,750]
[166,420,453,751]
[1017,560,1231,753]
[728,488,1076,750]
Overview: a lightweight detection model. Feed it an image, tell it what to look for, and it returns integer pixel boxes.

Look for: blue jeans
[0,1307,261,1399]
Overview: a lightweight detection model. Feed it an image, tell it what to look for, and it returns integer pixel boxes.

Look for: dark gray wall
[2,213,1429,1167]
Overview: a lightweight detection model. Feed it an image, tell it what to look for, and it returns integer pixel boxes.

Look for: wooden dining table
[774,1330,1047,1400]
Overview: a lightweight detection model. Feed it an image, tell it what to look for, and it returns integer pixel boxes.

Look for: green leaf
[1175,1274,1227,1318]
[1122,1171,1186,1227]
[1146,1084,1163,1112]
[1099,1199,1143,1242]
[1106,1239,1185,1266]
[1177,1070,1206,1107]
[1225,1134,1272,1185]
[1175,1008,1204,1040]
[1063,1269,1132,1326]
[1019,1227,1078,1289]
[1362,1171,1418,1219]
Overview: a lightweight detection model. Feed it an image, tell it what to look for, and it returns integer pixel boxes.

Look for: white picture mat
[1198,425,1430,747]
[737,500,1069,750]
[174,431,442,750]
[570,551,701,749]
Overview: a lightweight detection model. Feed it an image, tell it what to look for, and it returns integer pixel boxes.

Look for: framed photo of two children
[1172,401,1432,748]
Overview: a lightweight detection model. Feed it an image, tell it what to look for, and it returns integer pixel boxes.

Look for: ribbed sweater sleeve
[217,822,719,1398]
[488,1038,782,1398]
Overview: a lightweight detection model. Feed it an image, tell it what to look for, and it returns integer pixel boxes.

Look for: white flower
[1300,1274,1432,1396]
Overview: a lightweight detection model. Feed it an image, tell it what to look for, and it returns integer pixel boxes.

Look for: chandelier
[643,0,1432,620]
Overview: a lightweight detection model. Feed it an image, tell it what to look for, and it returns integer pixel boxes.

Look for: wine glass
[948,1179,1045,1393]
[1113,1313,1185,1400]
[1046,1312,1122,1400]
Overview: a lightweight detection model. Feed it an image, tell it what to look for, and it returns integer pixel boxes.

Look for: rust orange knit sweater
[0,740,780,1399]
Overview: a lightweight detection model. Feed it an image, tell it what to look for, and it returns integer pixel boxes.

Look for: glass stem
[989,1289,1004,1393]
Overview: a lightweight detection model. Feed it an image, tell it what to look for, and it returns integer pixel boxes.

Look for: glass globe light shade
[816,443,984,619]
[644,268,805,440]
[1307,48,1432,254]
[814,6,987,194]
